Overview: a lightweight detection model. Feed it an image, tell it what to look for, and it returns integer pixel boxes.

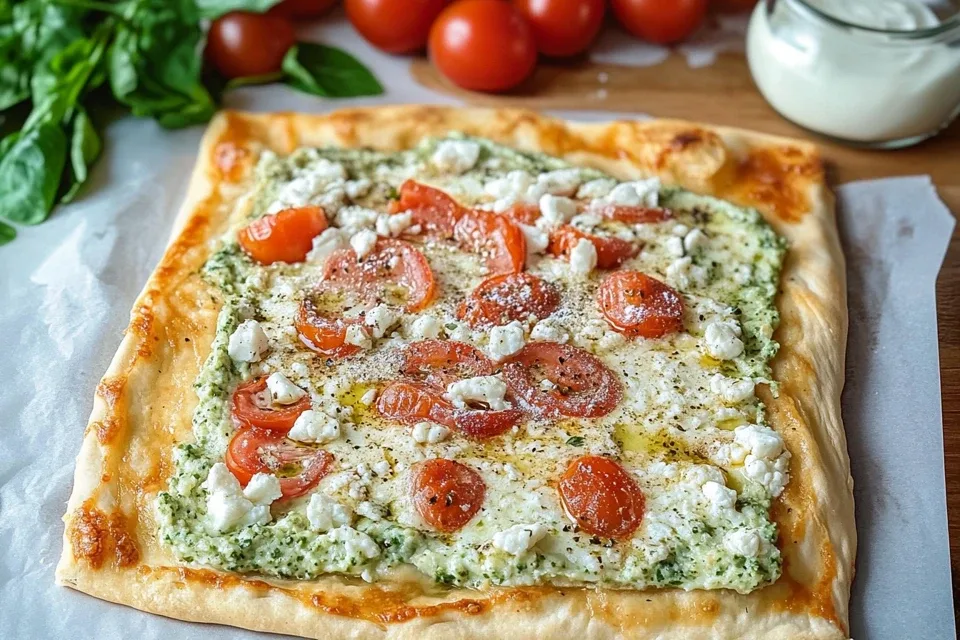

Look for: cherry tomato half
[400,340,494,389]
[548,225,639,270]
[237,206,328,265]
[597,271,685,339]
[270,0,339,19]
[231,376,311,433]
[558,455,645,539]
[226,427,334,499]
[457,272,560,329]
[377,381,523,439]
[411,458,486,531]
[389,180,466,238]
[346,0,449,54]
[295,299,364,358]
[206,11,297,79]
[514,0,605,58]
[610,0,708,45]
[454,210,526,275]
[428,0,537,92]
[322,238,436,311]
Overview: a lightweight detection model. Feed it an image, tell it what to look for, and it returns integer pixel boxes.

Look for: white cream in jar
[747,0,960,147]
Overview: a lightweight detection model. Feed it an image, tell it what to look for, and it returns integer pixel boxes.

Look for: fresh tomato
[558,455,645,539]
[610,0,708,45]
[270,0,338,18]
[231,377,311,433]
[712,0,758,12]
[598,204,672,224]
[237,206,328,265]
[322,238,436,311]
[457,272,560,328]
[428,0,537,92]
[514,0,605,57]
[389,180,465,238]
[400,340,494,389]
[225,427,334,499]
[502,203,541,225]
[501,342,622,418]
[411,459,486,531]
[548,225,639,270]
[377,381,523,439]
[206,11,296,79]
[454,210,526,274]
[295,299,364,358]
[345,0,449,53]
[597,271,685,339]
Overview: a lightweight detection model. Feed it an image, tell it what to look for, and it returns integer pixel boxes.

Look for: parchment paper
[0,17,956,639]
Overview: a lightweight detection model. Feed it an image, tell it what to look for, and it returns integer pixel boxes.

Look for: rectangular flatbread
[56,106,853,639]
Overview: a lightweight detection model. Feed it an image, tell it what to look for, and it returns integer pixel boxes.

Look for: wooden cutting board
[413,52,960,605]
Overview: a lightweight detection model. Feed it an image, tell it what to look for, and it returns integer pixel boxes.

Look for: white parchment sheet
[0,17,957,639]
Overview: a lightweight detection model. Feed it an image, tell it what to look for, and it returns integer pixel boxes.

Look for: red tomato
[400,340,494,389]
[322,238,436,311]
[231,377,311,433]
[206,11,296,79]
[558,455,645,539]
[457,272,560,329]
[295,299,364,358]
[411,459,486,531]
[428,0,537,92]
[548,225,639,270]
[226,428,334,499]
[502,203,541,225]
[598,204,672,224]
[611,0,708,44]
[377,381,523,439]
[597,271,685,339]
[454,210,526,275]
[712,0,758,12]
[501,342,622,418]
[389,180,466,238]
[345,0,449,54]
[270,0,338,18]
[237,206,328,265]
[514,0,605,57]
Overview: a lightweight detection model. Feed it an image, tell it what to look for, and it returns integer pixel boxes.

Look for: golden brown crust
[56,106,852,639]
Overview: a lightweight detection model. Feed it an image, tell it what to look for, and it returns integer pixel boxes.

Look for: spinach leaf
[282,43,383,98]
[0,220,14,245]
[0,122,67,225]
[62,107,101,203]
[195,0,283,19]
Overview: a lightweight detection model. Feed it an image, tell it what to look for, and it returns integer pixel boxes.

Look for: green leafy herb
[566,436,585,447]
[195,0,283,19]
[63,107,101,203]
[0,220,15,245]
[282,43,383,98]
[0,123,67,224]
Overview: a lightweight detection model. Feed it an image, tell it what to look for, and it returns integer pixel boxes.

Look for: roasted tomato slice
[598,271,685,339]
[502,203,541,225]
[400,340,494,389]
[454,210,526,275]
[411,458,486,532]
[238,205,328,265]
[226,427,334,499]
[322,237,436,312]
[548,225,639,270]
[457,272,560,329]
[597,205,671,224]
[389,180,466,238]
[294,299,364,358]
[377,381,522,440]
[558,455,645,539]
[231,376,311,433]
[501,342,622,418]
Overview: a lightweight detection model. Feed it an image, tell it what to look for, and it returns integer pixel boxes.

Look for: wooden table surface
[413,52,960,608]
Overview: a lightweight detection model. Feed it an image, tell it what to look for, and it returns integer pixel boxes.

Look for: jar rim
[790,0,960,39]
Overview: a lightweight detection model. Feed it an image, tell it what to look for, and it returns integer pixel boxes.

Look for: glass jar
[746,0,960,148]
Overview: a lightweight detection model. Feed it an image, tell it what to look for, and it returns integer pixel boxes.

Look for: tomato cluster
[206,0,755,87]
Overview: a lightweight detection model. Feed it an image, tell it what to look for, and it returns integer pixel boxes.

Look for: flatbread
[56,106,853,639]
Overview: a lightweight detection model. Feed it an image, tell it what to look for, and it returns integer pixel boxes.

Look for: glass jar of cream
[747,0,960,148]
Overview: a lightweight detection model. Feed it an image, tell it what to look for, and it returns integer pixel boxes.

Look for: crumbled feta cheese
[724,529,761,557]
[536,169,581,196]
[375,211,412,237]
[530,318,569,343]
[310,159,348,182]
[372,460,391,476]
[306,493,353,532]
[266,373,306,405]
[671,224,690,237]
[350,229,378,259]
[410,315,442,340]
[733,264,753,285]
[412,421,451,444]
[487,321,526,360]
[243,473,282,506]
[665,235,685,258]
[432,139,481,174]
[604,178,660,207]
[519,223,549,258]
[355,501,384,521]
[492,524,547,555]
[683,228,708,253]
[734,424,785,460]
[743,454,791,497]
[704,320,745,360]
[336,206,378,231]
[288,409,341,444]
[360,389,378,406]
[307,228,345,264]
[734,425,791,497]
[227,320,269,363]
[291,362,310,379]
[576,178,616,200]
[710,374,755,403]
[568,238,598,276]
[538,194,577,228]
[539,378,558,391]
[447,375,510,411]
[484,170,534,212]
[344,325,372,349]
[364,304,399,339]
[701,480,738,517]
[665,256,707,289]
[203,463,276,532]
[344,178,372,200]
[328,525,380,559]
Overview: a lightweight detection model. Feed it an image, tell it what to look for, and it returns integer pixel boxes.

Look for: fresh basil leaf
[282,43,383,98]
[0,220,14,246]
[195,0,284,19]
[0,123,67,225]
[566,436,585,447]
[62,108,101,203]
